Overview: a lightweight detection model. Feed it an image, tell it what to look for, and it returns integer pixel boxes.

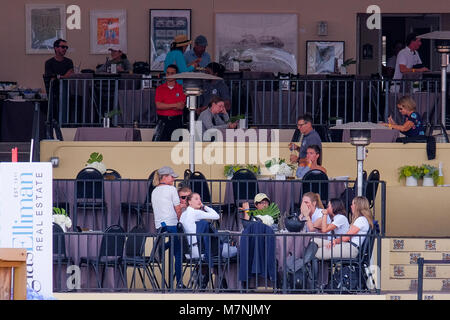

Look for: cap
[108,46,126,53]
[194,35,208,47]
[158,166,179,178]
[254,193,270,204]
[173,35,192,47]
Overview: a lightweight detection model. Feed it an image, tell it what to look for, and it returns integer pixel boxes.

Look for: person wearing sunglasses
[178,186,192,213]
[44,39,74,81]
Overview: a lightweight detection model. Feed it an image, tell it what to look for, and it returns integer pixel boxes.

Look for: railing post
[417,257,424,300]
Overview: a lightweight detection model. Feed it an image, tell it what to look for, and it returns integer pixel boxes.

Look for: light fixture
[417,31,450,142]
[330,122,390,196]
[317,21,328,36]
[166,72,222,172]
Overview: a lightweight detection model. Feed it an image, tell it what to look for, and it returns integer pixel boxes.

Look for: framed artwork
[149,9,191,71]
[25,4,66,54]
[306,41,344,74]
[90,10,127,54]
[215,13,298,74]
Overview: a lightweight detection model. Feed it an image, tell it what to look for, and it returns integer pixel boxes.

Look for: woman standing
[164,35,199,73]
[151,166,184,288]
[315,196,373,260]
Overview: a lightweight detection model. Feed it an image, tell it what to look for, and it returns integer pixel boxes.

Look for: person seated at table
[96,47,131,73]
[239,193,281,229]
[299,192,330,233]
[154,64,186,141]
[296,144,327,179]
[289,114,322,167]
[317,198,350,236]
[178,185,192,214]
[196,62,231,115]
[381,95,424,138]
[198,96,238,136]
[314,196,373,260]
[151,166,184,288]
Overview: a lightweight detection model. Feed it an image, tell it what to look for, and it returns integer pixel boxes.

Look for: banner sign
[0,163,53,295]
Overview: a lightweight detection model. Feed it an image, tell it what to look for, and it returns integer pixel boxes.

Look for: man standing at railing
[289,114,322,167]
[393,33,429,83]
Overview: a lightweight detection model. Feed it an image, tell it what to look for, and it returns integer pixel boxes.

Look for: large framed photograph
[215,13,298,74]
[25,4,66,54]
[306,41,344,74]
[149,9,191,71]
[90,10,127,54]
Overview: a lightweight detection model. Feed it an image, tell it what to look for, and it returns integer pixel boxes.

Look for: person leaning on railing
[296,144,327,179]
[197,96,238,137]
[314,196,373,260]
[380,95,425,139]
[299,192,330,233]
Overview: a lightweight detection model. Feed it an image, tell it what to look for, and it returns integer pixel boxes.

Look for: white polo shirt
[393,47,422,80]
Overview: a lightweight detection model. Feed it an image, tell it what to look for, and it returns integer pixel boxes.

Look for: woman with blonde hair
[382,95,424,137]
[300,192,329,233]
[314,196,373,260]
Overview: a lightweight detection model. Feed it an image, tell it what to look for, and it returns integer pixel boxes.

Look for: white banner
[0,163,53,296]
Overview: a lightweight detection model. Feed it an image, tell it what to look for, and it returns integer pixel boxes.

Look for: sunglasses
[57,45,69,49]
[180,195,188,200]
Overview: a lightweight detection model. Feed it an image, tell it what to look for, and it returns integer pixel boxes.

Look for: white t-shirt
[393,47,422,80]
[180,206,219,258]
[350,216,370,248]
[151,184,180,229]
[309,207,331,233]
[331,214,350,236]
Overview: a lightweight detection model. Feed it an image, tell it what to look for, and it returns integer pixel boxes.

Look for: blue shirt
[184,50,211,68]
[164,50,194,73]
[404,112,424,137]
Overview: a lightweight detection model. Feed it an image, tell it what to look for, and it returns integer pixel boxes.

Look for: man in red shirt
[154,64,186,141]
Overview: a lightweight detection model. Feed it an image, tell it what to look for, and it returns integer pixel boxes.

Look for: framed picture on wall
[90,10,127,54]
[215,13,298,74]
[306,41,344,74]
[149,9,191,71]
[25,4,66,54]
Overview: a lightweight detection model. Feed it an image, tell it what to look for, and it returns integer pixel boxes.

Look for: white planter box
[406,176,418,186]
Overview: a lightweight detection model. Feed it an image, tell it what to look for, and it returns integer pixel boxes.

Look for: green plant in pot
[421,164,438,186]
[224,164,260,179]
[398,165,423,186]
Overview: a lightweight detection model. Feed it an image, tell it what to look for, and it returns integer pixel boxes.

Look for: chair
[103,168,121,180]
[329,220,380,293]
[312,124,332,143]
[183,169,211,203]
[53,223,74,290]
[365,169,380,209]
[120,170,157,230]
[301,170,329,206]
[230,169,259,230]
[121,225,160,290]
[79,224,126,288]
[74,167,107,231]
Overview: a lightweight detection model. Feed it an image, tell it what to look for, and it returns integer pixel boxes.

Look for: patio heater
[418,31,450,142]
[166,72,222,172]
[330,122,390,196]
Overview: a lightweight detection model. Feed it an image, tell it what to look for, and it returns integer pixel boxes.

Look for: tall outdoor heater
[166,72,222,172]
[418,31,450,142]
[330,122,390,196]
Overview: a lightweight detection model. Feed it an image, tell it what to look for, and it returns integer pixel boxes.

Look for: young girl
[383,96,424,137]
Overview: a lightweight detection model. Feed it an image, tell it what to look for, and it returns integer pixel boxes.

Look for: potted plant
[340,58,356,75]
[85,152,107,174]
[53,207,72,232]
[421,164,439,187]
[229,114,246,128]
[224,164,260,179]
[398,165,423,186]
[265,158,295,180]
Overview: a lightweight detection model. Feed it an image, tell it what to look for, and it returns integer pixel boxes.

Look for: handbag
[284,213,306,232]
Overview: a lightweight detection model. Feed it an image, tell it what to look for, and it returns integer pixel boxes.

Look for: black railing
[53,230,381,294]
[48,77,446,129]
[417,258,450,300]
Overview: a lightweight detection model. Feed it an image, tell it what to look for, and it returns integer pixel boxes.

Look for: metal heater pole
[187,95,197,172]
[356,146,366,197]
[441,52,448,135]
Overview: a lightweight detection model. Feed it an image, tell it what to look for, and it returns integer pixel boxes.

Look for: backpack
[331,265,364,292]
[133,61,150,74]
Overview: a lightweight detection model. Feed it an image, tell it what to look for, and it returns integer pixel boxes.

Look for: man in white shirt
[393,33,429,80]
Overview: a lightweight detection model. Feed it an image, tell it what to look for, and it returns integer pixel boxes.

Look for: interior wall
[1,1,449,89]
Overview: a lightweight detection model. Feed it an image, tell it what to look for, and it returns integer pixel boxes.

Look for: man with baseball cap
[240,193,280,226]
[184,35,211,68]
[96,47,131,73]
